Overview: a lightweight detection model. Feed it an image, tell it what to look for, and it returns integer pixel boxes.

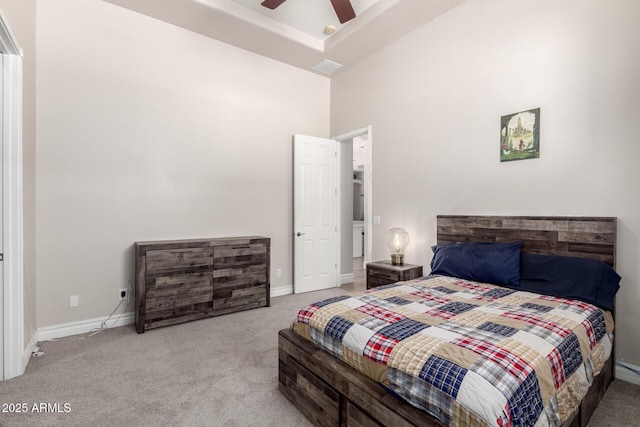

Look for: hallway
[340,257,366,294]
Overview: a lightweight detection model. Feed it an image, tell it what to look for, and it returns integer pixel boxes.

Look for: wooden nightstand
[366,261,424,289]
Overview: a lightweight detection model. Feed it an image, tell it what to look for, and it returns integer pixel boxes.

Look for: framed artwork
[500,108,540,162]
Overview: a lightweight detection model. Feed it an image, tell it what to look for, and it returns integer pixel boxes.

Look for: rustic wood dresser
[135,236,270,333]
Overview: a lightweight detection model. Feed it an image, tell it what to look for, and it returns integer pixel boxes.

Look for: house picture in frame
[500,108,540,162]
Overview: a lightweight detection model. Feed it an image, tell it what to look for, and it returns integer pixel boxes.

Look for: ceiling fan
[261,0,357,24]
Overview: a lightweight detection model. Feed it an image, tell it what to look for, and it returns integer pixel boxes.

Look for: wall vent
[312,59,343,75]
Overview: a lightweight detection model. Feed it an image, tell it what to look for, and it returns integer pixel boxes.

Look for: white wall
[36,0,329,327]
[0,0,36,351]
[331,0,640,365]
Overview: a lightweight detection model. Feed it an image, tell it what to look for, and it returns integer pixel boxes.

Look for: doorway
[335,126,372,292]
[292,127,372,295]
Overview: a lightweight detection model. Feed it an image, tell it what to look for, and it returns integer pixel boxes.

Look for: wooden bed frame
[279,215,617,427]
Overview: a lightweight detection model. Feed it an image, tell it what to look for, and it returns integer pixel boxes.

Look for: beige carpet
[1,288,639,426]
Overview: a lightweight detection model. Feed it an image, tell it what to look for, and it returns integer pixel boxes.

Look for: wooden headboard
[437,215,616,267]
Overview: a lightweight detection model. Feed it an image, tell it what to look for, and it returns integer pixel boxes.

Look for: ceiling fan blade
[330,0,356,24]
[261,0,287,10]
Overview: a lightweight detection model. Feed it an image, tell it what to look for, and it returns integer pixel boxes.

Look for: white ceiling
[101,0,467,76]
[228,0,381,41]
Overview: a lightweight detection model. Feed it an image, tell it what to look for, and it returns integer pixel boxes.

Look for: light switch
[373,215,381,224]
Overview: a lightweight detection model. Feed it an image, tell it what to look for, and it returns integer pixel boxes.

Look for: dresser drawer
[213,263,268,311]
[213,283,267,314]
[146,272,213,304]
[213,263,267,286]
[146,247,214,273]
[367,268,400,284]
[144,272,213,318]
[213,243,268,267]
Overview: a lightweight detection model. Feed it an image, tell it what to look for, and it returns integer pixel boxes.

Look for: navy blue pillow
[430,241,522,286]
[518,254,620,311]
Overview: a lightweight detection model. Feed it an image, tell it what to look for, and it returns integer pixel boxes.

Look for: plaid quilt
[292,275,614,427]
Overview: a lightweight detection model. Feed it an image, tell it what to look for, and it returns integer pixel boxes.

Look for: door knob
[296,232,306,237]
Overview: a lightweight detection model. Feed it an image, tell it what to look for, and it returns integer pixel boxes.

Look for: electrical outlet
[119,289,127,300]
[70,295,80,308]
[276,269,282,278]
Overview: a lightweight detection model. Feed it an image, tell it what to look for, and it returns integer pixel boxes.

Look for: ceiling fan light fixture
[324,25,337,35]
[261,0,357,24]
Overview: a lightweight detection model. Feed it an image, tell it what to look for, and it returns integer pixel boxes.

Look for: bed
[278,215,619,426]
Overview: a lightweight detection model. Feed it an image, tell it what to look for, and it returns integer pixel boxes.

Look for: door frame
[335,125,372,284]
[0,11,24,380]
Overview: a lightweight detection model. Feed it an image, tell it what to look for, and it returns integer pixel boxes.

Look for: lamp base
[390,254,404,265]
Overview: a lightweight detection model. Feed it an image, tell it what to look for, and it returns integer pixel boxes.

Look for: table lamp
[385,227,409,265]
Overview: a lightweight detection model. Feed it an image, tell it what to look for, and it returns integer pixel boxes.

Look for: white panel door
[293,134,337,294]
[0,19,24,381]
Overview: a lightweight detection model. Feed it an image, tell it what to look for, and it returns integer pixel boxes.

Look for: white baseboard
[31,282,341,343]
[37,312,135,342]
[340,273,355,285]
[272,280,356,297]
[22,331,38,374]
[35,287,296,343]
[615,361,640,385]
[271,286,293,298]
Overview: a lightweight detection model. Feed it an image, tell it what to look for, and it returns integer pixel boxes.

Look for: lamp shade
[384,227,410,265]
